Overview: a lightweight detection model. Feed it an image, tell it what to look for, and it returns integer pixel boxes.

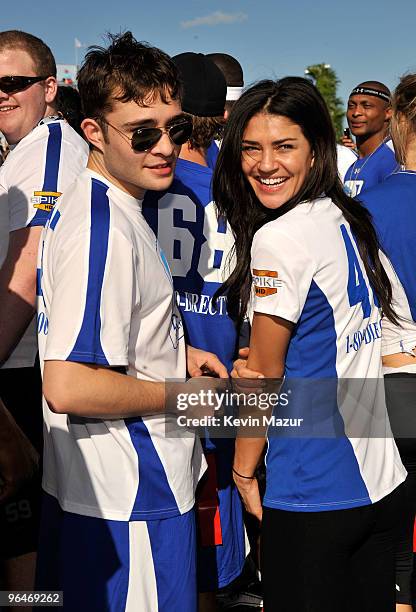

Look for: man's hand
[232,347,264,379]
[340,134,357,151]
[186,345,228,378]
[233,471,262,521]
[0,401,39,503]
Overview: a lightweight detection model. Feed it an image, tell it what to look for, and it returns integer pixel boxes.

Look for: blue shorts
[197,446,246,592]
[35,493,197,612]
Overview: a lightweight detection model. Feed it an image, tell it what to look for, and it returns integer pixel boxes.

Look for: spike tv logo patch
[252,269,282,297]
[31,191,62,212]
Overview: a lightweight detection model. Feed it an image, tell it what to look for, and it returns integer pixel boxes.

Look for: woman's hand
[233,471,263,521]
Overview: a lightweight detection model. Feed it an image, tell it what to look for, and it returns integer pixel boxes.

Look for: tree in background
[305,63,344,140]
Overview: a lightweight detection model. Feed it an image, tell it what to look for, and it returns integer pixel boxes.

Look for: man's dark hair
[206,53,244,114]
[206,53,243,87]
[56,86,84,137]
[0,30,56,77]
[188,115,224,150]
[355,81,391,96]
[77,32,181,129]
[350,81,391,106]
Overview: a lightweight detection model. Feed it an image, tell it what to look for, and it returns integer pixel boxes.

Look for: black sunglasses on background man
[0,75,49,95]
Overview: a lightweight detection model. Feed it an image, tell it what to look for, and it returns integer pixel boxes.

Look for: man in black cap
[342,80,397,196]
[142,53,246,612]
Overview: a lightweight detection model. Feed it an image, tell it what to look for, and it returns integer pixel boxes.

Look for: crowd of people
[0,28,416,612]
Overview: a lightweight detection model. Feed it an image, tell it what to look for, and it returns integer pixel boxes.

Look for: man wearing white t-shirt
[35,32,225,611]
[0,30,88,596]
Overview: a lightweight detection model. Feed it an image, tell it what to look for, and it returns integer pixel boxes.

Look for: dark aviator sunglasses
[105,118,193,152]
[0,75,49,95]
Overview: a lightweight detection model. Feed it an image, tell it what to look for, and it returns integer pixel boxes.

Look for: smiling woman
[241,113,314,209]
[213,77,407,611]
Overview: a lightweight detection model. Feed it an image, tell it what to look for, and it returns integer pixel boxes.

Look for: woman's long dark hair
[213,77,397,327]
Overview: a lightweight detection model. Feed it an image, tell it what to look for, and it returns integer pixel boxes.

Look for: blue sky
[3,0,416,113]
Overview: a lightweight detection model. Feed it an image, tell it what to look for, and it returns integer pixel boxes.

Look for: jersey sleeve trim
[28,122,63,228]
[44,351,129,366]
[251,224,317,324]
[250,304,300,325]
[67,178,110,365]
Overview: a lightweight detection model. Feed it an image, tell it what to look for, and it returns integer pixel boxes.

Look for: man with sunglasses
[35,32,226,611]
[0,30,88,597]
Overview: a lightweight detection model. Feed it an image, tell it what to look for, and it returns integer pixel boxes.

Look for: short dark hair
[206,53,244,114]
[77,32,181,126]
[0,30,56,77]
[206,53,243,87]
[56,86,84,137]
[355,81,391,97]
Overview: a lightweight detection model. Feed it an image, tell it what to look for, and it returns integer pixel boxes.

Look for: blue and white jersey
[0,118,88,368]
[251,197,406,512]
[37,169,205,521]
[142,157,237,371]
[206,141,220,170]
[144,159,246,591]
[344,140,398,197]
[359,171,416,356]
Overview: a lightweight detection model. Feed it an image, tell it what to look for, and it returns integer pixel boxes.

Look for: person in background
[0,400,38,506]
[143,52,246,612]
[342,81,397,196]
[55,85,84,137]
[205,52,244,169]
[337,142,357,182]
[357,73,416,612]
[0,132,8,166]
[0,185,38,512]
[0,29,88,598]
[206,53,244,116]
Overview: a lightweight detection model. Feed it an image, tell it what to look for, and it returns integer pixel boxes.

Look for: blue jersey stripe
[68,178,110,365]
[126,418,180,520]
[265,280,370,511]
[206,140,219,170]
[49,209,61,231]
[213,249,223,269]
[36,268,42,297]
[30,122,63,227]
[43,123,62,192]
